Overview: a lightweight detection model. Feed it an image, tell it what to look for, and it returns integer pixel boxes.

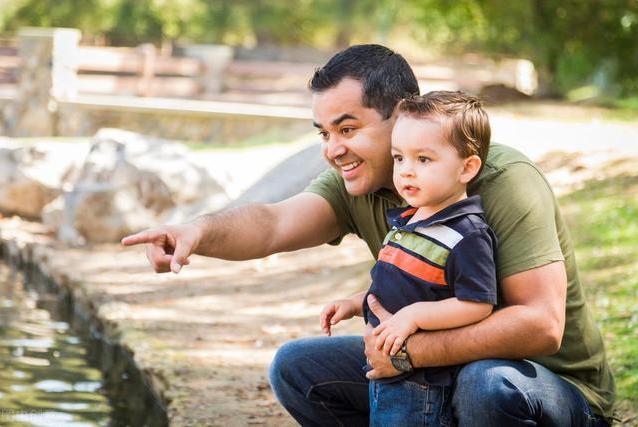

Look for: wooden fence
[0,42,208,98]
[0,39,537,102]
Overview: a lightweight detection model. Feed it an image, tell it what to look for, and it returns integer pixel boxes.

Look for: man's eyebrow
[332,114,357,126]
[313,114,358,129]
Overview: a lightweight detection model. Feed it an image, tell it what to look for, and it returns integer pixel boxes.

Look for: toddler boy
[320,91,497,426]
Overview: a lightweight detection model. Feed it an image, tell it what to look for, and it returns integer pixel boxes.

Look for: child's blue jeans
[369,379,453,426]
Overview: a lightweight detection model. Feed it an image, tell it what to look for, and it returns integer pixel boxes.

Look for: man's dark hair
[309,44,419,119]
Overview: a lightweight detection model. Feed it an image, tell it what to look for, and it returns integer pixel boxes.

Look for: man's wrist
[190,215,211,254]
[390,337,414,373]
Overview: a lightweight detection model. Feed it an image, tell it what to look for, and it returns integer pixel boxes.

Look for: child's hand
[372,305,419,355]
[320,299,359,336]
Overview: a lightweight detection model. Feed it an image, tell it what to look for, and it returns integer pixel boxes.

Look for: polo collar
[386,195,484,231]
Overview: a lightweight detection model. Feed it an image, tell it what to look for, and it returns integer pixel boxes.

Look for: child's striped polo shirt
[363,195,498,386]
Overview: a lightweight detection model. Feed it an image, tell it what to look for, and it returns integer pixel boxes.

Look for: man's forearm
[192,204,277,261]
[407,304,560,368]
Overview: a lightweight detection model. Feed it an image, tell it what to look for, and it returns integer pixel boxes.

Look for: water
[0,263,112,426]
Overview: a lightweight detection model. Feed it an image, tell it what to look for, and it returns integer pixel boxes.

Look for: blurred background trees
[1,0,637,98]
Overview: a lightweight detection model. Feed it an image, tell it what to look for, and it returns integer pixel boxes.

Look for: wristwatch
[390,341,413,373]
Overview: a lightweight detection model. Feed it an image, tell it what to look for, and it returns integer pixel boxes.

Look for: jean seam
[306,380,367,427]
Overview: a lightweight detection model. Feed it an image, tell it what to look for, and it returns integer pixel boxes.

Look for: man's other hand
[121,223,201,274]
[364,294,401,380]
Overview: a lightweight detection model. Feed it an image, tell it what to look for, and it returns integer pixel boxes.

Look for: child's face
[391,115,468,210]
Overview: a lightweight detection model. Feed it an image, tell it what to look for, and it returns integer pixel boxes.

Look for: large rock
[43,128,229,244]
[228,143,328,207]
[0,138,88,219]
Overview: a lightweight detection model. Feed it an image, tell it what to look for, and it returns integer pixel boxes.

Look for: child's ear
[459,155,482,184]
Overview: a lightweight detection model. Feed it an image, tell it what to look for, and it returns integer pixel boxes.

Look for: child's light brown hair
[396,91,491,172]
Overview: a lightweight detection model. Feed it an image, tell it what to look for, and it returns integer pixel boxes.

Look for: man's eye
[341,127,354,135]
[318,131,329,140]
[418,156,431,163]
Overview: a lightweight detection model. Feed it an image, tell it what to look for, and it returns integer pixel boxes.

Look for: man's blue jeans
[369,380,453,426]
[269,336,608,426]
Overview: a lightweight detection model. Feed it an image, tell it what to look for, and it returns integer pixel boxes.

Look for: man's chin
[344,181,373,197]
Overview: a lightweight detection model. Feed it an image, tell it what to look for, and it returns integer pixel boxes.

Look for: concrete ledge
[0,221,168,425]
[58,94,312,119]
[53,95,311,143]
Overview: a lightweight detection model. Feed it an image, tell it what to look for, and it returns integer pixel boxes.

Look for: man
[122,44,614,426]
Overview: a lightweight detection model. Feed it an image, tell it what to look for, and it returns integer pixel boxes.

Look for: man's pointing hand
[121,224,200,274]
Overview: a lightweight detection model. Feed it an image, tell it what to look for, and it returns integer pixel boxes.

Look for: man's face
[391,115,468,211]
[312,78,395,196]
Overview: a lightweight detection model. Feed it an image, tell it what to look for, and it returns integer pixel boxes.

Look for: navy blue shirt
[363,195,498,385]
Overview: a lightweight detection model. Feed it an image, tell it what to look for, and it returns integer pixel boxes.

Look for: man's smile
[340,160,362,172]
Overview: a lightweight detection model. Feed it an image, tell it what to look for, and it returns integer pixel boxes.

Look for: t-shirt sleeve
[480,162,565,280]
[304,168,354,244]
[446,230,498,305]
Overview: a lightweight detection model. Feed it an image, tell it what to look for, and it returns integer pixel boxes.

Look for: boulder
[0,139,87,219]
[43,128,229,244]
[228,143,328,207]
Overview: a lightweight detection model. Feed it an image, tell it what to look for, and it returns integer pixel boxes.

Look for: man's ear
[459,155,482,184]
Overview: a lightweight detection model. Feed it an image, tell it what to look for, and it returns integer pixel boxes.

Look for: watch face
[391,355,412,373]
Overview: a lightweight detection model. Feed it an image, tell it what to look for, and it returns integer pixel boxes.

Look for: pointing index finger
[121,229,164,246]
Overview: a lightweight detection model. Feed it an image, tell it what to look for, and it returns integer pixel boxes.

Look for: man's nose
[324,138,347,160]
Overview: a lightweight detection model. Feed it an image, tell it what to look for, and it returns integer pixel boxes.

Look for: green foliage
[1,0,637,96]
[0,0,109,34]
[408,1,638,96]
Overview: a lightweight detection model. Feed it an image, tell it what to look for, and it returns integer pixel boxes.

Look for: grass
[559,172,638,423]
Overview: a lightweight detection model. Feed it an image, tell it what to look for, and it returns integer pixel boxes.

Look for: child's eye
[418,156,431,163]
[392,154,403,162]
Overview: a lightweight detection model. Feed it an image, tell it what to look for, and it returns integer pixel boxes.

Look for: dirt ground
[1,109,637,426]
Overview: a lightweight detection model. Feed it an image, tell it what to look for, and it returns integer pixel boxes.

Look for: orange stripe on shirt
[378,245,447,286]
[400,207,418,218]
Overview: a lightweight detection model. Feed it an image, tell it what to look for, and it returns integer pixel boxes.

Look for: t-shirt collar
[386,195,484,231]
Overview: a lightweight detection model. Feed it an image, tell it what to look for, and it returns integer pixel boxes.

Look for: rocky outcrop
[228,143,328,208]
[42,129,229,244]
[0,138,87,219]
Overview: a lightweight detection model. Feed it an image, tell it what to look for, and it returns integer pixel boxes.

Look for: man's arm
[121,192,342,273]
[364,260,567,378]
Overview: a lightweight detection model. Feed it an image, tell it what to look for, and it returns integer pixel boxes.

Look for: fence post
[2,27,80,136]
[137,43,156,97]
[180,44,233,96]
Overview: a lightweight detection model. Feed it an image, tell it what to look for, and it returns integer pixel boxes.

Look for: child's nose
[400,164,414,177]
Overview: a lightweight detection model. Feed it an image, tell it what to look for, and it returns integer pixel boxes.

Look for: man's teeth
[341,161,361,171]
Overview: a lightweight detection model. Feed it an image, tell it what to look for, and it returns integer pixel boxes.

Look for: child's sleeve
[445,229,498,305]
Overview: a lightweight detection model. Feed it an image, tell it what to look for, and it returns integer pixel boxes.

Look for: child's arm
[320,291,367,336]
[372,297,493,355]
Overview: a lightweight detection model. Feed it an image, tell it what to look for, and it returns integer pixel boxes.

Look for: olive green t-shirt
[304,143,615,419]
